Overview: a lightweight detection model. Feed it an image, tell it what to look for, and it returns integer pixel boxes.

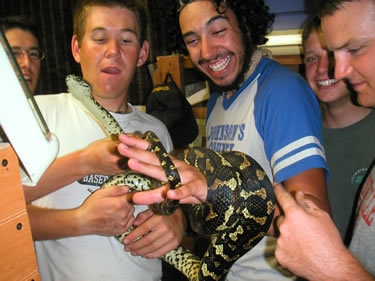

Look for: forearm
[327,250,374,281]
[283,168,331,214]
[308,247,374,281]
[23,149,89,202]
[27,204,83,240]
[268,168,330,236]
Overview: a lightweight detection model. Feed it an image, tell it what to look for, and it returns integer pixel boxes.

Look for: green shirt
[323,109,375,243]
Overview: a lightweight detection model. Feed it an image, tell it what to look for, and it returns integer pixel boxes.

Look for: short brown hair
[73,0,147,45]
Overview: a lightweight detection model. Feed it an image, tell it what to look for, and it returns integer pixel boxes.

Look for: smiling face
[71,5,149,112]
[304,27,352,105]
[321,0,375,107]
[179,1,246,90]
[5,28,41,93]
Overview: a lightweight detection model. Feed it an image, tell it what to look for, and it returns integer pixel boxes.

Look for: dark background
[0,0,174,104]
[0,0,315,104]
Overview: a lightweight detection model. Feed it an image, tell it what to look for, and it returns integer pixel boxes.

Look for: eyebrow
[330,40,352,51]
[303,50,317,57]
[91,26,138,36]
[182,14,228,39]
[11,46,40,51]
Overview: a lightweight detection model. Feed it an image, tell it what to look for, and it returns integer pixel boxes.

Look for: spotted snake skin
[67,75,276,281]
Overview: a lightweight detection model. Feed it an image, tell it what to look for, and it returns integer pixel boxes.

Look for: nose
[200,36,215,60]
[17,52,32,68]
[317,54,329,75]
[334,53,352,80]
[105,39,120,57]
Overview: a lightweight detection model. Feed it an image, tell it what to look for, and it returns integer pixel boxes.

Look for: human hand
[77,186,135,236]
[122,208,185,258]
[117,134,208,204]
[80,137,127,176]
[274,183,347,280]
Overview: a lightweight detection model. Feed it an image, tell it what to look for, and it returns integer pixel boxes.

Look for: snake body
[67,75,276,281]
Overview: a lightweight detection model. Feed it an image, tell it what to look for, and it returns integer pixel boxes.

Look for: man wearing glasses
[0,16,45,94]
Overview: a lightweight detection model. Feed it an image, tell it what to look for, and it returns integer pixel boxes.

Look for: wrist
[76,148,92,176]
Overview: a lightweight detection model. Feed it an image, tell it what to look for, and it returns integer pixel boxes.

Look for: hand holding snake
[118,134,208,205]
[67,75,276,281]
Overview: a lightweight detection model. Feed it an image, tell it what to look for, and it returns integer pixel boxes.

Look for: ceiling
[266,0,316,30]
[263,0,317,55]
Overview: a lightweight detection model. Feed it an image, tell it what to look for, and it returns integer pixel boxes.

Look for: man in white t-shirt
[23,1,185,280]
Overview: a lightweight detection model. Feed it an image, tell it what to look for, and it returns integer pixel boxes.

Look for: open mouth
[22,73,31,82]
[102,67,121,74]
[208,56,231,72]
[317,79,338,87]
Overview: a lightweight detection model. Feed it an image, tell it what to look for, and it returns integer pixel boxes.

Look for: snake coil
[67,75,275,281]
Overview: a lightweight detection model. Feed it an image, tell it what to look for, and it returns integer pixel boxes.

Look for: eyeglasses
[11,47,45,61]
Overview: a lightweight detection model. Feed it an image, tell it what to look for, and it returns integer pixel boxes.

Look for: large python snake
[67,75,276,281]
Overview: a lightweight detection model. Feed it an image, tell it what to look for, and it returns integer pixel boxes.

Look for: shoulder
[130,106,172,137]
[255,58,317,106]
[35,93,73,106]
[35,93,93,126]
[132,105,166,126]
[257,58,310,91]
[35,93,75,112]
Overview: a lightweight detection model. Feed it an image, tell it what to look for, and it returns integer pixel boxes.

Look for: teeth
[208,56,230,72]
[318,79,338,86]
[23,74,31,81]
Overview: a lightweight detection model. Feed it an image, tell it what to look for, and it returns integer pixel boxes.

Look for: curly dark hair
[164,0,274,54]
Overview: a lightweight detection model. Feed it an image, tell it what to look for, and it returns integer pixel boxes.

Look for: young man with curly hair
[117,1,330,280]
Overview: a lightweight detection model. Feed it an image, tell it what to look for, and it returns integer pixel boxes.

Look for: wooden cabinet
[0,143,40,281]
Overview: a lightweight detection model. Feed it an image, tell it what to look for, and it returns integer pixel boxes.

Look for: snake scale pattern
[67,75,276,281]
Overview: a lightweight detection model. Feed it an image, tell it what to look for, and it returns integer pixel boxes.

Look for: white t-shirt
[32,93,173,281]
[349,160,375,276]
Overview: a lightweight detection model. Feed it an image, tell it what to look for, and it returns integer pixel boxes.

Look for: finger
[168,184,203,204]
[126,225,176,258]
[141,245,172,259]
[295,191,321,213]
[118,144,161,166]
[97,185,130,197]
[273,182,298,213]
[275,214,285,229]
[118,134,150,150]
[132,186,169,205]
[133,209,153,226]
[138,241,176,259]
[127,158,168,182]
[123,214,154,246]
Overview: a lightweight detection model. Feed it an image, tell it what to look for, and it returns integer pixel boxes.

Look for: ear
[137,40,149,67]
[71,35,81,63]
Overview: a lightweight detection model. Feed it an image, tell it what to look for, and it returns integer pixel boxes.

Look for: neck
[113,104,130,114]
[321,102,372,129]
[223,48,272,99]
[94,94,130,114]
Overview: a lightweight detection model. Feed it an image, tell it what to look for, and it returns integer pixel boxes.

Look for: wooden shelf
[0,143,40,281]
